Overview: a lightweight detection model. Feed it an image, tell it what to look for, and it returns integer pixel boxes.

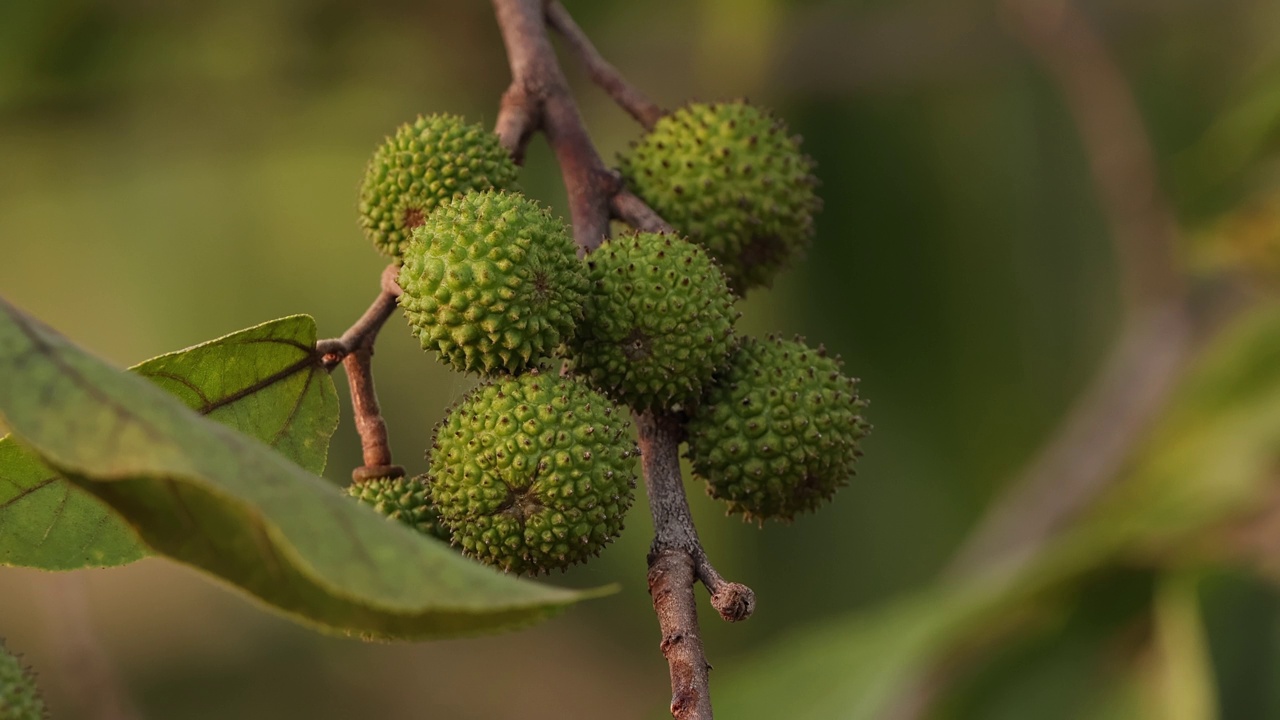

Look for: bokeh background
[2,0,1280,718]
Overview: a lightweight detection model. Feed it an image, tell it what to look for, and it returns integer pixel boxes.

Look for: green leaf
[720,302,1280,718]
[131,314,338,475]
[0,299,605,638]
[0,436,147,569]
[1,315,340,570]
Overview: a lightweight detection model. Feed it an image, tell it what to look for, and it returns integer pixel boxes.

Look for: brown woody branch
[546,1,666,130]
[639,410,715,719]
[490,2,749,717]
[317,264,405,481]
[492,0,619,255]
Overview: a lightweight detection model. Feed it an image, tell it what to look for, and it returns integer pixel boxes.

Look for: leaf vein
[0,476,57,510]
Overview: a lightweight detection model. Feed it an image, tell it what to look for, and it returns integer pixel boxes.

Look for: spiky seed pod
[0,639,48,720]
[685,335,869,523]
[398,190,589,375]
[347,475,451,542]
[428,371,637,575]
[359,114,520,261]
[618,100,821,294]
[565,232,738,411]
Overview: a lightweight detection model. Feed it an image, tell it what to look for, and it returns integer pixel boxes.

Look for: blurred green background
[3,0,1280,718]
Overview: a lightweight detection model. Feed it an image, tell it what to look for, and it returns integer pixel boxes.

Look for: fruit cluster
[347,105,868,575]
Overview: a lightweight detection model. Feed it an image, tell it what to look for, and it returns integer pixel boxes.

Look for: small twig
[316,264,402,365]
[494,87,540,166]
[696,558,757,624]
[611,189,675,234]
[492,0,619,255]
[546,1,665,130]
[317,264,405,481]
[637,411,755,626]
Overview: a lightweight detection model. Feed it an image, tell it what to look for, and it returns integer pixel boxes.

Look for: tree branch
[489,4,751,716]
[492,0,619,255]
[638,412,714,720]
[317,264,405,481]
[546,1,666,130]
[637,411,756,626]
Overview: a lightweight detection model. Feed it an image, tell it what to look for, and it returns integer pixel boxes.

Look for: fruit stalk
[317,264,405,480]
[610,189,674,234]
[545,1,665,130]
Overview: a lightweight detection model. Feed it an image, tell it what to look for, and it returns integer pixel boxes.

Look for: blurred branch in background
[42,574,140,720]
[888,0,1202,716]
[950,0,1192,581]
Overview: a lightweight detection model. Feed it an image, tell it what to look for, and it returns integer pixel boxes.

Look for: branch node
[352,464,406,483]
[710,582,756,623]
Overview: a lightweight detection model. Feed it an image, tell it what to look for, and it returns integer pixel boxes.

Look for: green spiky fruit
[686,335,869,522]
[619,100,821,294]
[398,190,588,375]
[360,114,520,261]
[347,475,450,542]
[428,371,637,574]
[566,232,737,410]
[0,640,47,720]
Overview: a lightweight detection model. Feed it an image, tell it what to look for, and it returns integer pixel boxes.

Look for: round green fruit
[566,232,737,410]
[0,640,47,720]
[619,100,821,294]
[685,335,869,523]
[347,475,450,542]
[427,371,637,574]
[398,190,588,375]
[359,114,519,261]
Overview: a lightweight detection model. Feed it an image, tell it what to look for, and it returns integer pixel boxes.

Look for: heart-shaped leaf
[1,315,340,569]
[0,299,606,638]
